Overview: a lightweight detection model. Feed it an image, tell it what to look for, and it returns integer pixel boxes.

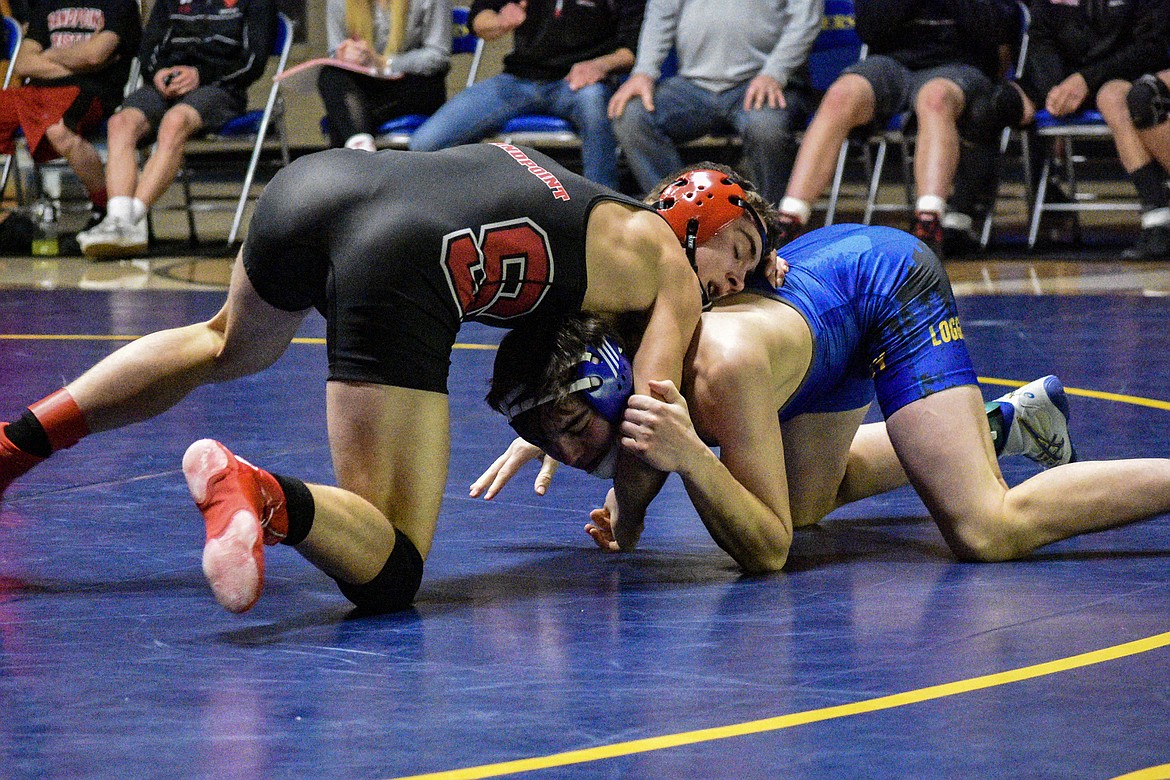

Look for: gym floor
[1,229,1169,779]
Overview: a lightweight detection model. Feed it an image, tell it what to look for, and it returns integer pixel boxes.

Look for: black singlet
[242,143,647,393]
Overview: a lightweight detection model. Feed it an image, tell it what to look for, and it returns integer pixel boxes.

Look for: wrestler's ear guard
[500,336,633,424]
[574,336,633,423]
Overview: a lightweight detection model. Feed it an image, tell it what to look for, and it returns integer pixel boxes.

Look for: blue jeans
[409,73,621,190]
[612,75,812,204]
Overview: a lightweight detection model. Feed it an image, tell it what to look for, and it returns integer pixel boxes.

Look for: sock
[5,389,90,457]
[4,410,52,457]
[130,198,147,224]
[1131,162,1170,212]
[778,196,811,226]
[88,187,108,212]
[986,399,1021,457]
[916,195,947,218]
[106,195,134,222]
[271,472,314,546]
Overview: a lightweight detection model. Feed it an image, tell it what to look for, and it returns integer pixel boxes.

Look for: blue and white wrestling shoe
[994,375,1077,468]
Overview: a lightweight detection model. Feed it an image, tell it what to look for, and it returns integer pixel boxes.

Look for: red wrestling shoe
[912,212,945,258]
[775,216,802,249]
[1,423,45,499]
[182,439,288,613]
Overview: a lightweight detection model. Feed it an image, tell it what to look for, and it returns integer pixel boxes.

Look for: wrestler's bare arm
[673,326,797,572]
[583,203,704,547]
[582,202,702,395]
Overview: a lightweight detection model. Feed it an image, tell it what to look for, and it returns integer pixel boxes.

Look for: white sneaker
[994,375,1077,468]
[77,215,148,259]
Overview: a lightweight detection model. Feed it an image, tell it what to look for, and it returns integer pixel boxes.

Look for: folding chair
[827,1,1029,230]
[978,0,1031,248]
[370,6,483,148]
[1025,108,1139,249]
[368,7,578,151]
[172,11,294,246]
[0,16,24,204]
[822,54,914,227]
[807,0,862,223]
[484,23,581,150]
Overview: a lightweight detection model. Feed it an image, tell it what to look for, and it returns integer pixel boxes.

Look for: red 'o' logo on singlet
[440,218,554,321]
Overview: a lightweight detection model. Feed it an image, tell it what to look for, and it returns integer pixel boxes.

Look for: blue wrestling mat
[0,289,1167,779]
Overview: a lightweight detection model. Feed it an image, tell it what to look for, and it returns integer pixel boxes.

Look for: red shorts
[0,85,106,162]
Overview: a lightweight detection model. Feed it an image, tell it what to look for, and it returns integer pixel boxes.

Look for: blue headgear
[502,336,633,423]
[573,336,633,422]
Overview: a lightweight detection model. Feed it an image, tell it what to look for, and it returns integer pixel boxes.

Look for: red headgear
[653,169,770,273]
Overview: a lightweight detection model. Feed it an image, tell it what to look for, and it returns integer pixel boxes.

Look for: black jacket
[469,0,645,81]
[1026,0,1170,95]
[139,0,277,93]
[855,0,1021,77]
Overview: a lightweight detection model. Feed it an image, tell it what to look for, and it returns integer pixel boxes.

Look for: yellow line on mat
[391,632,1170,780]
[0,334,496,350]
[977,376,1170,412]
[1111,763,1170,779]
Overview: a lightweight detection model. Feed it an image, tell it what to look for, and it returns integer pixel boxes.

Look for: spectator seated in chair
[318,0,452,152]
[0,0,141,228]
[76,0,277,259]
[408,0,645,191]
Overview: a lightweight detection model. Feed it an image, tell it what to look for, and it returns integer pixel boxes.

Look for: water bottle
[30,198,59,257]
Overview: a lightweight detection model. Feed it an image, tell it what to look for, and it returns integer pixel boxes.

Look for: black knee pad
[1128,73,1170,130]
[335,528,424,613]
[962,81,1025,145]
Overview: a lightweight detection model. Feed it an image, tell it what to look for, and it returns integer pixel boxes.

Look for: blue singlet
[756,223,978,421]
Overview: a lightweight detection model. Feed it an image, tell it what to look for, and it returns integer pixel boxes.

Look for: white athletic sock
[778,196,811,225]
[106,196,135,223]
[1141,207,1170,228]
[344,133,377,152]
[130,198,147,224]
[916,195,947,218]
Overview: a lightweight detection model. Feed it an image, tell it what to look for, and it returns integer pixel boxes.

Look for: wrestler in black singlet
[242,143,649,393]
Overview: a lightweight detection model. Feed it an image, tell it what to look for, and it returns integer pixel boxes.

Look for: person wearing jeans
[608,0,822,205]
[408,0,644,190]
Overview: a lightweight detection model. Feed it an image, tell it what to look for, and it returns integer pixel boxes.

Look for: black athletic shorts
[242,145,617,393]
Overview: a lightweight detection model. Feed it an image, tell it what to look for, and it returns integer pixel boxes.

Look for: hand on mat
[587,488,643,552]
[586,502,619,551]
[470,436,559,499]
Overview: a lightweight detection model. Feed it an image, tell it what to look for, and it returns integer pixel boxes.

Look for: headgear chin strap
[653,169,772,283]
[501,336,634,424]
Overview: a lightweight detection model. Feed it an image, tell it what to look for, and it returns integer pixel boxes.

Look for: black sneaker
[941,226,979,258]
[912,212,945,257]
[0,210,36,254]
[1121,224,1170,260]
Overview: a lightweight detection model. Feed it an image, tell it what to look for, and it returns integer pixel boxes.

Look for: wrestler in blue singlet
[760,223,978,421]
